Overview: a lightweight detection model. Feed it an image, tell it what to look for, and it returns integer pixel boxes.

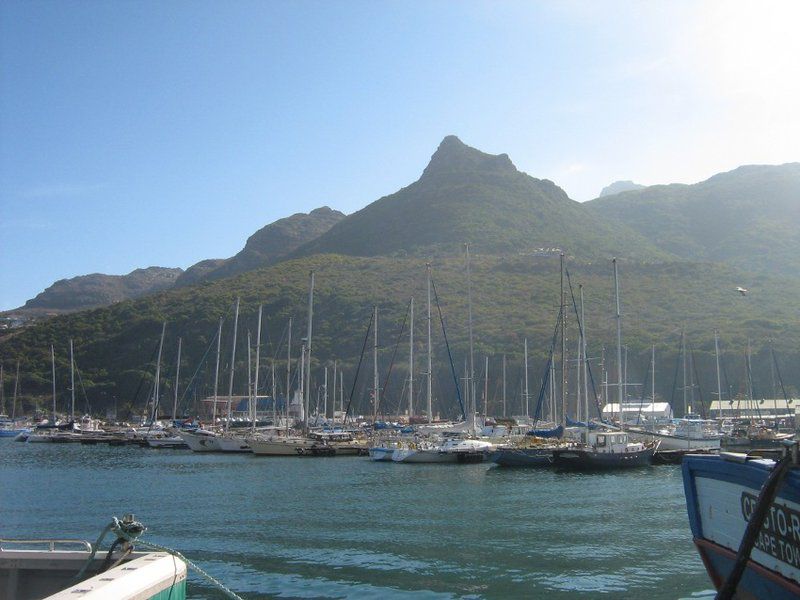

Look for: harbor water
[0,440,714,599]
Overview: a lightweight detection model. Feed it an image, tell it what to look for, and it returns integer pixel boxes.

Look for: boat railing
[0,538,93,552]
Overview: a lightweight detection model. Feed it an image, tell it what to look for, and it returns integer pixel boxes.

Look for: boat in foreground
[0,539,186,599]
[682,447,800,598]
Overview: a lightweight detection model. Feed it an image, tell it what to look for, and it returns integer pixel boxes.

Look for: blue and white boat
[0,418,29,438]
[683,450,800,598]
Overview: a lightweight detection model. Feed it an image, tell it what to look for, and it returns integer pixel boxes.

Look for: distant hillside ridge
[293,136,668,261]
[19,267,183,312]
[175,206,345,286]
[599,180,645,197]
[586,163,800,274]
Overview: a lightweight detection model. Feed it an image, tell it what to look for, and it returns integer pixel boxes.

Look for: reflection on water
[0,441,712,599]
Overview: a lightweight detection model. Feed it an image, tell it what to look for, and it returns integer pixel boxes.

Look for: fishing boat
[682,445,800,598]
[553,430,656,469]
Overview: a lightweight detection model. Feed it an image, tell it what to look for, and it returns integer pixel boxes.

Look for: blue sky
[2,0,798,310]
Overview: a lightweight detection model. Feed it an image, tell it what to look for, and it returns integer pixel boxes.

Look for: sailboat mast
[502,354,507,418]
[225,298,240,433]
[426,263,433,423]
[339,371,343,423]
[212,317,223,428]
[652,344,656,421]
[12,360,19,420]
[253,305,263,432]
[682,329,687,417]
[299,342,305,425]
[714,330,722,420]
[51,344,56,421]
[484,355,489,417]
[271,360,276,425]
[576,309,582,423]
[561,253,567,429]
[172,337,182,421]
[524,339,529,418]
[0,364,4,417]
[153,322,166,422]
[409,296,414,418]
[372,305,379,421]
[613,258,623,428]
[580,285,589,423]
[69,338,75,421]
[465,244,475,422]
[286,317,292,432]
[323,366,328,424]
[247,331,253,428]
[304,271,315,434]
[332,360,337,425]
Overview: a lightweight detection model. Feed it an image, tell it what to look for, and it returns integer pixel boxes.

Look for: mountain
[294,136,668,261]
[586,163,800,274]
[2,139,800,417]
[599,180,645,197]
[172,259,226,287]
[175,206,345,286]
[8,267,183,315]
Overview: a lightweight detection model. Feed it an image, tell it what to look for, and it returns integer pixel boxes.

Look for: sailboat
[27,344,78,443]
[627,337,721,455]
[553,258,656,470]
[249,272,329,456]
[491,254,577,467]
[391,250,495,464]
[0,361,30,438]
[179,318,223,452]
[217,298,252,453]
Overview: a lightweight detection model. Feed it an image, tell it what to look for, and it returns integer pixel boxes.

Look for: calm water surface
[0,440,714,599]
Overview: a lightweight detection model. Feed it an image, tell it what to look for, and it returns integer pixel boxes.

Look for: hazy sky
[2,0,798,310]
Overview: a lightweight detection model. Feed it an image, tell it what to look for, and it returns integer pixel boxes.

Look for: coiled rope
[75,515,245,600]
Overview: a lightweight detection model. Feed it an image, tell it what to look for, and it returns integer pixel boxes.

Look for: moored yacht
[176,428,221,452]
[391,437,494,463]
[553,430,656,470]
[629,415,722,451]
[248,434,333,456]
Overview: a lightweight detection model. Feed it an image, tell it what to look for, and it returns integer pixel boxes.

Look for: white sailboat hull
[216,435,251,453]
[391,448,458,463]
[629,429,721,451]
[249,437,319,456]
[177,430,221,452]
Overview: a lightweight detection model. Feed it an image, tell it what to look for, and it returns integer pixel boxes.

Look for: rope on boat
[77,515,245,600]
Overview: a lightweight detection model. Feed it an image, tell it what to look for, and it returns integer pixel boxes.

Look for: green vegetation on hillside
[2,253,798,419]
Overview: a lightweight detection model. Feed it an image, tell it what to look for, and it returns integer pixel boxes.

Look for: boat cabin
[588,431,645,453]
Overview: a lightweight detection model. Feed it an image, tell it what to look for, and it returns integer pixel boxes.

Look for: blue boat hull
[682,454,800,598]
[553,447,654,470]
[490,448,553,467]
